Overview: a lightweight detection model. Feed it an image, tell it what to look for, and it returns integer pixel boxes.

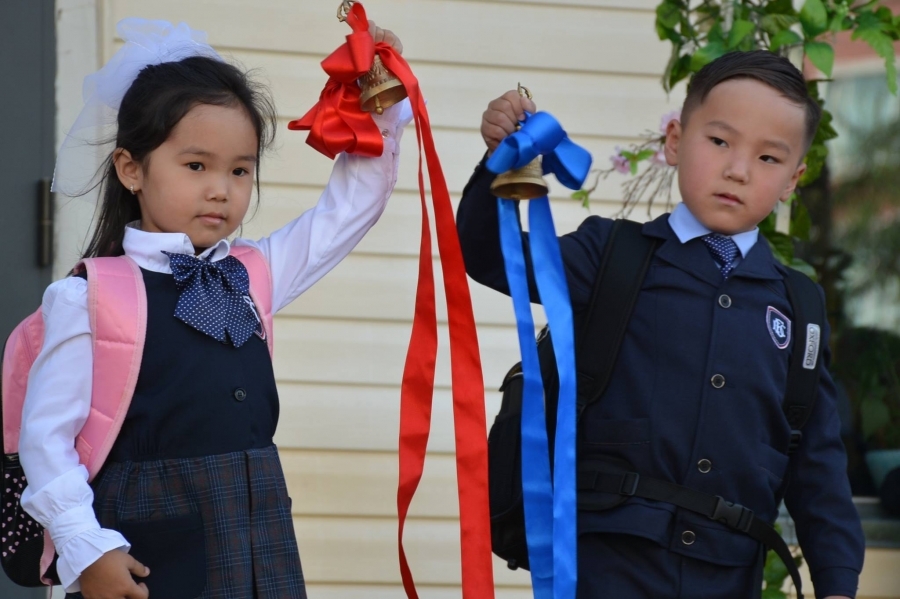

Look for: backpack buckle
[619,472,640,497]
[711,496,754,533]
[787,430,803,454]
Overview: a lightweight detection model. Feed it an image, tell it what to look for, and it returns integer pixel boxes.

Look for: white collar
[667,203,759,258]
[122,222,232,273]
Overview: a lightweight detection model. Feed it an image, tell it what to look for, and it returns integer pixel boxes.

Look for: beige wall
[54,0,898,597]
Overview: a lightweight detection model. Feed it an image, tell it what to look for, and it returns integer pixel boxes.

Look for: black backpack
[487,220,824,599]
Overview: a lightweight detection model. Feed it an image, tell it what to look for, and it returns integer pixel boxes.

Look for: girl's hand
[369,20,403,54]
[481,90,538,153]
[80,549,150,599]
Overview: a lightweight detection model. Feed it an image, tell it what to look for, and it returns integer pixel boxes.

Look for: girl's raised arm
[238,99,412,313]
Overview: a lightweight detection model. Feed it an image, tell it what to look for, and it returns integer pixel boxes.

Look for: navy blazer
[457,161,865,597]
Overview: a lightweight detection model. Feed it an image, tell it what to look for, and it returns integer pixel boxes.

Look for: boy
[457,51,865,598]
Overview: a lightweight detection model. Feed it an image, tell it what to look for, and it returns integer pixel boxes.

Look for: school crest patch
[766,306,791,350]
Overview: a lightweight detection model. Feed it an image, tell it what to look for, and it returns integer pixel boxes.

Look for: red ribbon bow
[291,4,496,599]
[287,3,383,158]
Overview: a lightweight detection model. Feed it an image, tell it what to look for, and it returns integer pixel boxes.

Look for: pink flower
[610,146,630,174]
[659,109,681,133]
[651,148,668,166]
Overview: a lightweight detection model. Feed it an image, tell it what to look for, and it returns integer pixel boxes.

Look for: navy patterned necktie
[163,251,260,347]
[701,233,740,279]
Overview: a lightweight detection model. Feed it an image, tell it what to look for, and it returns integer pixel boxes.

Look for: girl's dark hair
[82,56,277,258]
[681,50,822,151]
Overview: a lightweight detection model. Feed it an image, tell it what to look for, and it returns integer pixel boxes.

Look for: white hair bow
[52,18,222,197]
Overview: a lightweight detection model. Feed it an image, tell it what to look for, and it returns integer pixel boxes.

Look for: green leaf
[728,19,756,49]
[690,42,727,72]
[790,200,812,240]
[635,149,657,161]
[761,14,800,36]
[656,0,681,29]
[852,23,898,94]
[800,142,828,187]
[790,258,818,281]
[861,396,892,439]
[805,41,835,76]
[764,0,796,16]
[770,29,803,52]
[764,549,790,586]
[655,1,683,42]
[800,0,828,38]
[629,160,639,175]
[765,231,795,265]
[816,109,838,143]
[667,54,692,91]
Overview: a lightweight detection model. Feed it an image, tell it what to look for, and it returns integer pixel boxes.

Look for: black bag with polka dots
[1,453,59,586]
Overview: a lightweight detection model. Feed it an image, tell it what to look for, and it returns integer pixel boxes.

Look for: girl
[19,18,408,599]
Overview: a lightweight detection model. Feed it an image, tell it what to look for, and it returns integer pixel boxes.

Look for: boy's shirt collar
[668,203,759,259]
[122,221,232,274]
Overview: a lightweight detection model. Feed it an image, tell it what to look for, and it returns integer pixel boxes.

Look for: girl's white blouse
[19,102,410,592]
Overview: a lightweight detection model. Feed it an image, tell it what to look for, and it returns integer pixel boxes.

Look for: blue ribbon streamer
[490,112,590,599]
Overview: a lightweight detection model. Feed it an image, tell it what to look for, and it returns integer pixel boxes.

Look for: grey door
[1,0,57,596]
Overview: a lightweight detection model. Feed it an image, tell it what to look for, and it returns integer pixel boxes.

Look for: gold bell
[490,157,549,200]
[490,84,549,200]
[358,55,407,115]
[337,0,407,115]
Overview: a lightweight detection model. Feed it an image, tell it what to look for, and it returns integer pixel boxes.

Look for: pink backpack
[0,246,273,587]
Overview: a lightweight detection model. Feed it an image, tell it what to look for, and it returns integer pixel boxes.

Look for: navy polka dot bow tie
[163,251,260,347]
[701,233,740,279]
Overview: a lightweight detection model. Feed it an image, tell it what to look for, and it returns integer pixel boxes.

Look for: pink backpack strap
[230,245,274,357]
[1,256,145,584]
[76,256,147,482]
[2,310,45,456]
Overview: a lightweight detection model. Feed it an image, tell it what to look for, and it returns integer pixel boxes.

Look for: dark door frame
[0,1,57,596]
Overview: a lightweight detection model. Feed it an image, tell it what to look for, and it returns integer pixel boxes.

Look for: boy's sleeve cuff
[812,566,860,599]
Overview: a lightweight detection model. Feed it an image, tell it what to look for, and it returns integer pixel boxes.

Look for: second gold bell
[490,84,549,200]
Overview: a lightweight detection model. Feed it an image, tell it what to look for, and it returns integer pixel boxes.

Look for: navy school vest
[107,269,279,462]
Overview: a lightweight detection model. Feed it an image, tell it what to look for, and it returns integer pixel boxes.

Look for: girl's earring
[130,184,135,196]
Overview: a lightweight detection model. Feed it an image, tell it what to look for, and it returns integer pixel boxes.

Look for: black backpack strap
[781,269,826,453]
[578,467,805,599]
[577,220,659,410]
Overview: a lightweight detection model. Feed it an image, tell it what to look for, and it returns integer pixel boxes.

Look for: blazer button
[698,459,712,473]
[234,388,247,402]
[718,294,732,309]
[681,530,696,546]
[711,374,726,389]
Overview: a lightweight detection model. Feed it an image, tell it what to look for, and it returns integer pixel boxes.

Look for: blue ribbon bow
[488,112,591,599]
[486,111,592,190]
[163,252,261,348]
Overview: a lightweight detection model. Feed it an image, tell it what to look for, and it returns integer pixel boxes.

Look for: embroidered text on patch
[803,324,821,370]
[766,306,791,350]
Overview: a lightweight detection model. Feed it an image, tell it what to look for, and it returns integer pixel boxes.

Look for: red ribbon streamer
[291,4,495,598]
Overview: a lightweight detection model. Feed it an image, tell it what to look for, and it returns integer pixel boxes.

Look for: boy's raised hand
[368,20,403,54]
[80,549,150,599]
[482,90,538,153]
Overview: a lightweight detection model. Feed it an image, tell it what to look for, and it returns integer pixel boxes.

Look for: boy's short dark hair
[682,50,822,150]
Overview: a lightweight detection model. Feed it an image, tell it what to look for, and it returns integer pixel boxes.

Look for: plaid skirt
[67,445,306,599]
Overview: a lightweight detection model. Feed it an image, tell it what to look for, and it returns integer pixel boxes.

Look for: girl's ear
[663,119,682,167]
[113,148,143,195]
